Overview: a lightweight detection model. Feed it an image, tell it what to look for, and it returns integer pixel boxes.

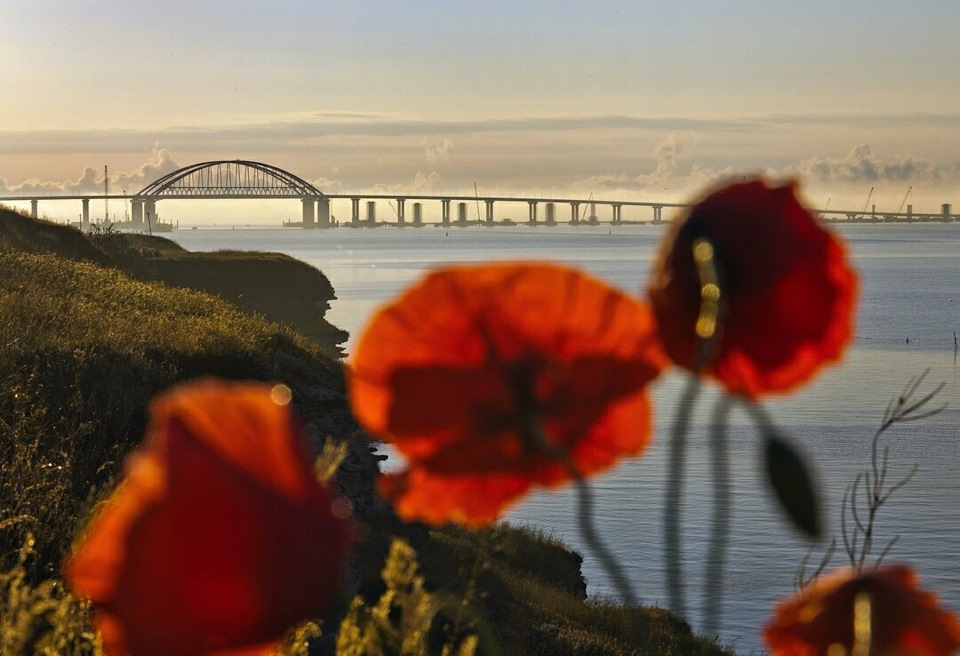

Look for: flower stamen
[693,237,721,341]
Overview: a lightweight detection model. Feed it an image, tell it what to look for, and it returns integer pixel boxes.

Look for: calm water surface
[169,223,960,655]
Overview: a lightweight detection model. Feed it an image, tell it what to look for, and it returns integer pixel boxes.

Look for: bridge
[1,159,956,228]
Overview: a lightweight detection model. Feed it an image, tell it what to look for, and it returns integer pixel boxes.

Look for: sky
[1,0,959,222]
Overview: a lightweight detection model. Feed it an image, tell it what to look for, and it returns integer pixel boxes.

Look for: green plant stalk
[525,412,638,607]
[664,375,700,619]
[666,236,721,620]
[703,396,732,636]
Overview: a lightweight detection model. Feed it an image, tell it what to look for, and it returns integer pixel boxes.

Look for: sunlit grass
[0,246,340,579]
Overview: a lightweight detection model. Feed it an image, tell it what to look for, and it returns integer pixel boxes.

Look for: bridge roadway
[4,160,957,227]
[0,191,687,227]
[2,192,957,228]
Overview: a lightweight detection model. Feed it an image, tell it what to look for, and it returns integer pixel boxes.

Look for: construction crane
[474,182,482,223]
[896,186,913,214]
[580,193,593,222]
[857,186,874,219]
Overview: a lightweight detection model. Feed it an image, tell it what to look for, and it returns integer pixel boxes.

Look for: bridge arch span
[136,160,326,199]
[130,160,330,228]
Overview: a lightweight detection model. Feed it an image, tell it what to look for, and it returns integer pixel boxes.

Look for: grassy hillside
[0,242,349,580]
[0,208,113,265]
[0,206,734,655]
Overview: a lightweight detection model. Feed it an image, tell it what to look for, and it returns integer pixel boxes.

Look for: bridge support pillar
[652,205,663,223]
[413,202,423,226]
[441,199,451,226]
[131,199,143,227]
[545,202,556,225]
[457,202,467,225]
[81,199,90,231]
[30,200,38,218]
[317,197,330,228]
[396,198,405,226]
[612,204,622,224]
[527,201,538,224]
[302,197,316,228]
[485,200,495,226]
[144,199,157,229]
[350,198,360,226]
[570,202,580,224]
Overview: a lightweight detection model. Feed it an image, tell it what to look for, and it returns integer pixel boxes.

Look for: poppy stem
[575,477,637,607]
[664,373,700,620]
[666,236,720,621]
[525,415,638,606]
[703,395,733,636]
[571,476,638,607]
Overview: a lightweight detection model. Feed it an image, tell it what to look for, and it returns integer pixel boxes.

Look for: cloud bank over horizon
[1,112,957,213]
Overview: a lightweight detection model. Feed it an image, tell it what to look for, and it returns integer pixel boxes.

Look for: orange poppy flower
[764,565,960,656]
[647,178,857,397]
[348,262,666,526]
[64,379,353,656]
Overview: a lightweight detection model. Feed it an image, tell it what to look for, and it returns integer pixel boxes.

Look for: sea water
[168,222,960,655]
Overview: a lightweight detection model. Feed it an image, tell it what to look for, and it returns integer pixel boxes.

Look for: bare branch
[816,371,941,575]
[875,535,901,568]
[879,464,919,504]
[841,486,856,566]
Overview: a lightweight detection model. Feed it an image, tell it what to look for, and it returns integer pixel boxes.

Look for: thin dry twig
[801,370,943,585]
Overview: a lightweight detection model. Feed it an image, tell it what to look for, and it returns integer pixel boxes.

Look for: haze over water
[170,222,960,655]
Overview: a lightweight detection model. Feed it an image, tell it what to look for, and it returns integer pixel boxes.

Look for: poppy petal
[648,178,857,397]
[349,263,665,526]
[764,565,960,656]
[65,380,353,656]
[378,467,534,528]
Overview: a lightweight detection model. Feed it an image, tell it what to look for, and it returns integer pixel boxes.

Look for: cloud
[797,144,944,184]
[0,114,753,157]
[639,134,689,187]
[0,166,100,194]
[369,170,443,195]
[0,146,181,194]
[560,135,958,210]
[764,112,960,129]
[5,110,955,159]
[111,146,182,191]
[310,177,344,194]
[425,139,454,166]
[568,134,700,193]
[409,171,441,192]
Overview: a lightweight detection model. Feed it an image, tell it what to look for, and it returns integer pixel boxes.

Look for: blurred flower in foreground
[764,565,960,656]
[64,379,353,656]
[648,178,858,397]
[348,263,666,526]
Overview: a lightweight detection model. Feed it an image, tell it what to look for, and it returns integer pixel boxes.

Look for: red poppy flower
[647,178,857,397]
[64,379,353,656]
[347,262,666,526]
[764,565,960,656]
